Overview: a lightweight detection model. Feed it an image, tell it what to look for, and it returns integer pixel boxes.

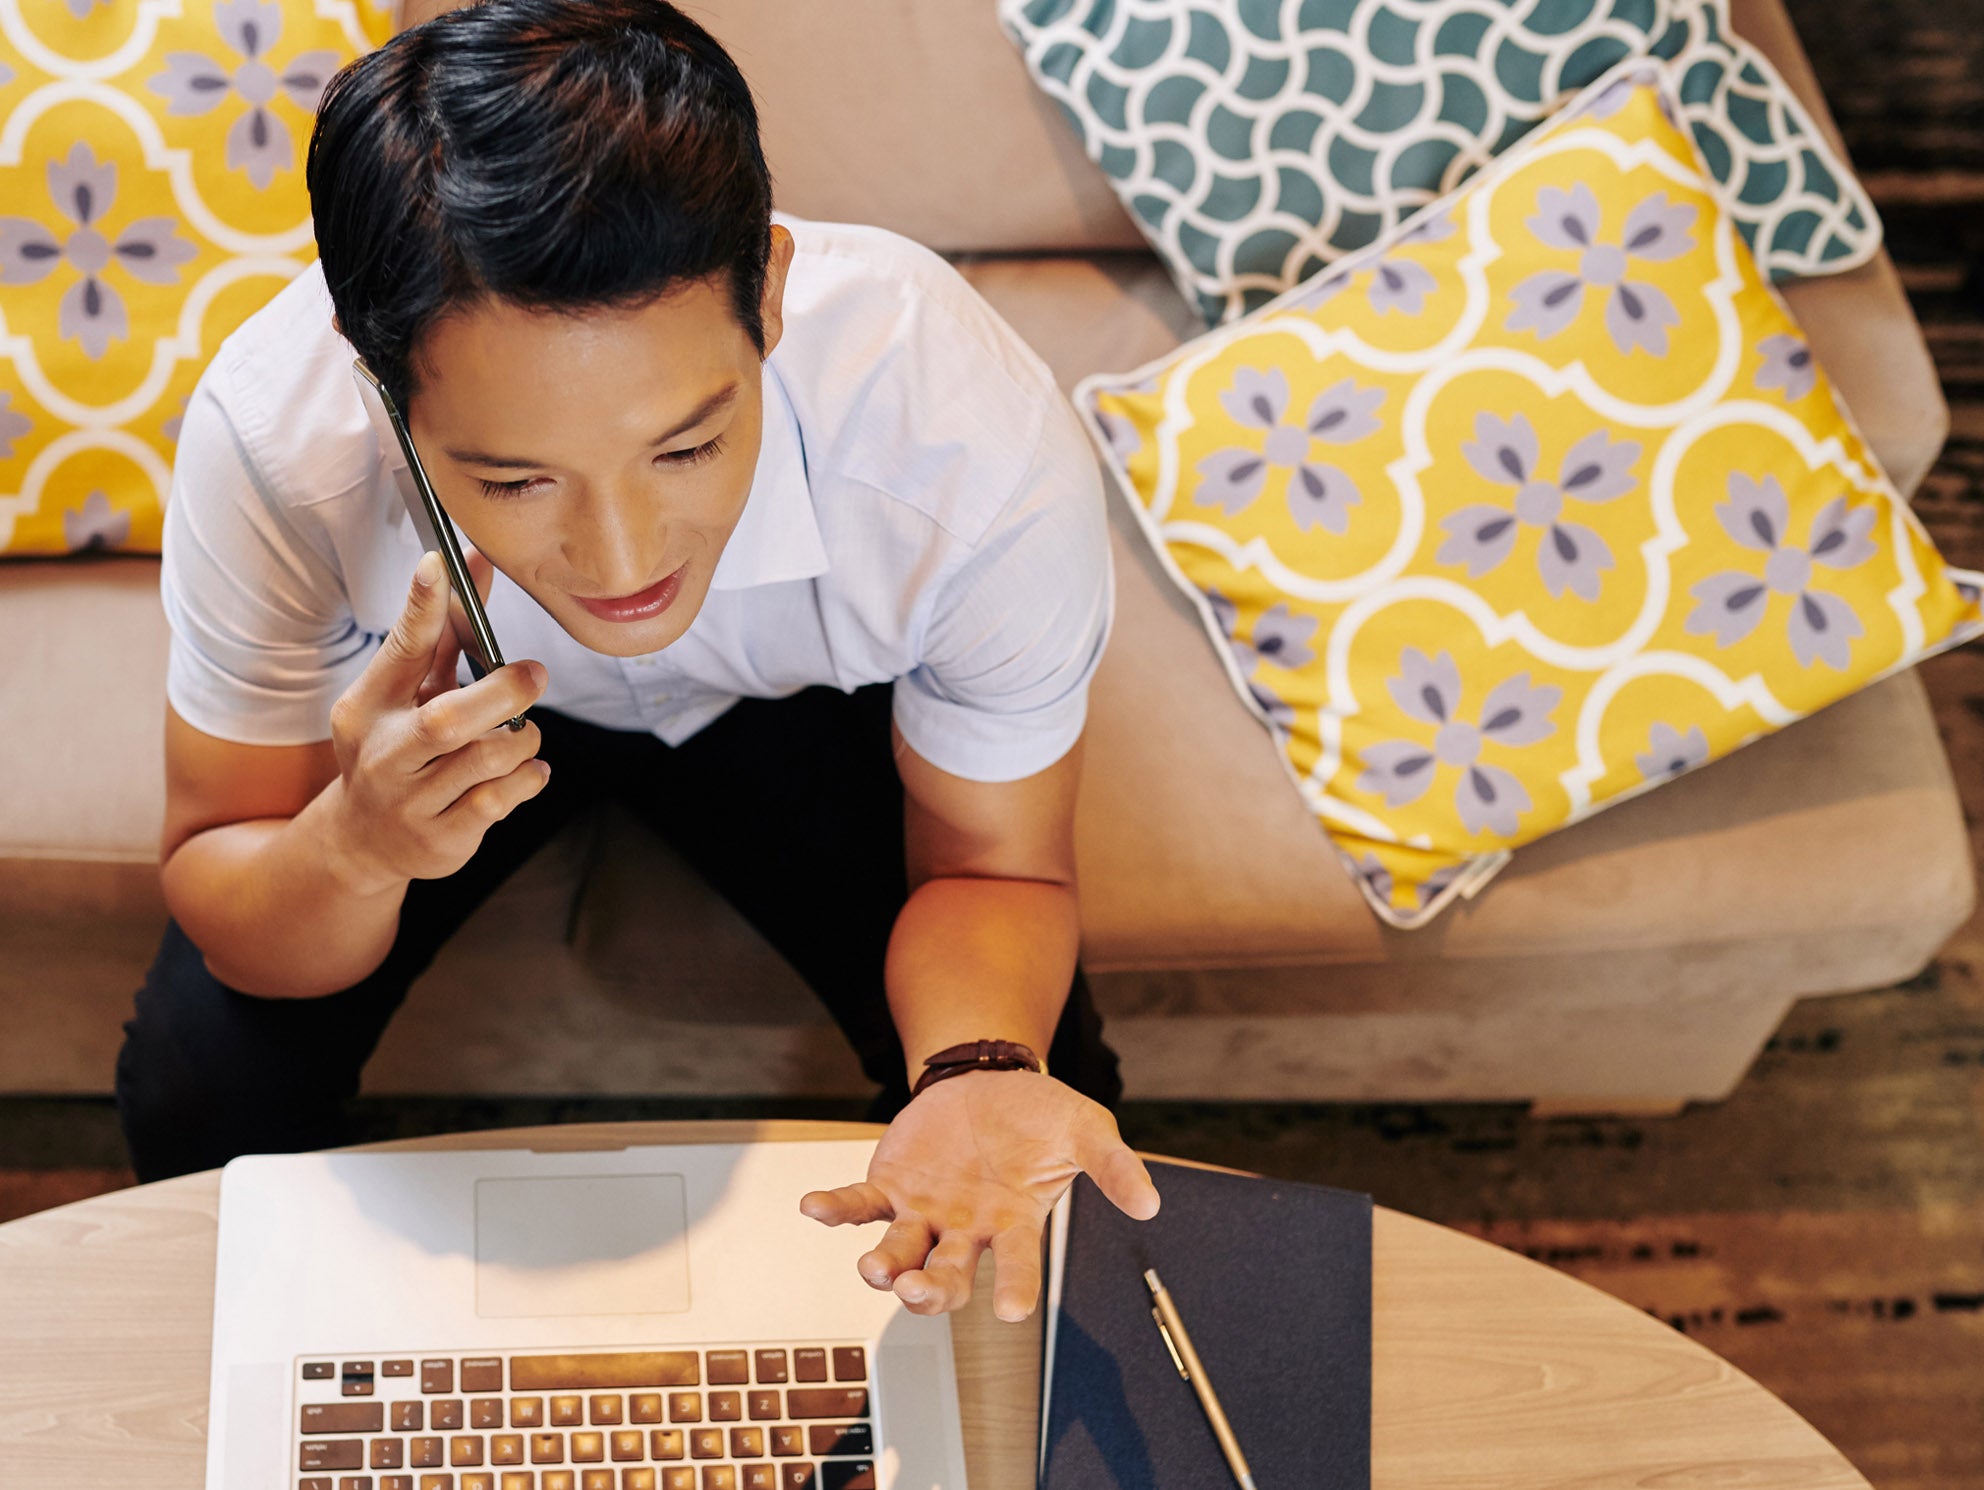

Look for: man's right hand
[323,549,551,896]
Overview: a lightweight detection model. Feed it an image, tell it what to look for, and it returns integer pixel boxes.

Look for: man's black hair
[308,0,774,409]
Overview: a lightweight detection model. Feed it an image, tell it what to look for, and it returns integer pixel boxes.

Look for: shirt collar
[708,362,828,592]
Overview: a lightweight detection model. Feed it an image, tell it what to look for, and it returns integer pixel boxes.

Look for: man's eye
[659,435,726,468]
[476,476,543,499]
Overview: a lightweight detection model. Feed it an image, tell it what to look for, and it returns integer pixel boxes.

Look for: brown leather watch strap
[910,1039,1042,1097]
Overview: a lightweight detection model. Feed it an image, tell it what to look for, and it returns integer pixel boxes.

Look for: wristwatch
[910,1039,1043,1097]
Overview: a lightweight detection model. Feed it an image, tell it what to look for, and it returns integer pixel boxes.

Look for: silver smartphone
[351,357,525,732]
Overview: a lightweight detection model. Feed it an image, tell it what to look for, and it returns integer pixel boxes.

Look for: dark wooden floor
[4,5,1982,1485]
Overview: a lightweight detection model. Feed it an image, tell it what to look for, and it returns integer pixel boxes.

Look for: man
[116,0,1159,1323]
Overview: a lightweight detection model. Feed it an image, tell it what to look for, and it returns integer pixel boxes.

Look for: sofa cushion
[0,0,390,556]
[998,0,1881,325]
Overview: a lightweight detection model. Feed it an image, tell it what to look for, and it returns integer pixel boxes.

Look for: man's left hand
[798,1071,1160,1322]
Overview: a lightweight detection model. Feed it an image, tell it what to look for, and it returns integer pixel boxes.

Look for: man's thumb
[370,550,451,695]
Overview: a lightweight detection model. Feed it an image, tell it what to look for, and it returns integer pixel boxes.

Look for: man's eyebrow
[443,381,742,468]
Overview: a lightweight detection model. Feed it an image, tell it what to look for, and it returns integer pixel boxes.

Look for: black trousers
[115,684,1121,1183]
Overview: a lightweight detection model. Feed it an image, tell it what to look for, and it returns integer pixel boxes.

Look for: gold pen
[1145,1267,1259,1490]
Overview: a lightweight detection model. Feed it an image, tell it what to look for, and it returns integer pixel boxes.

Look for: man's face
[404,226,792,659]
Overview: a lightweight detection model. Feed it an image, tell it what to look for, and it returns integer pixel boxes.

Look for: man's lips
[572,565,685,623]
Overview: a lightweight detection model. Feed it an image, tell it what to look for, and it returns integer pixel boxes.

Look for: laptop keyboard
[293,1347,877,1490]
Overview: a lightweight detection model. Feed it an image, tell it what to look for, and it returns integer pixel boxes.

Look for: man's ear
[757,224,796,362]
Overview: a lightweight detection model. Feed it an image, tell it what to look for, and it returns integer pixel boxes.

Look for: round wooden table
[0,1121,1868,1489]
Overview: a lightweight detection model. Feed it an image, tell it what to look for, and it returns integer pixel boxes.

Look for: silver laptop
[206,1138,970,1490]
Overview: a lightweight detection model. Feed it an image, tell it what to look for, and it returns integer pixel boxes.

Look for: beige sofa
[0,0,1965,1115]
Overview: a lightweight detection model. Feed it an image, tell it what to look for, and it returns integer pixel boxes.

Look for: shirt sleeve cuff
[889,675,1090,783]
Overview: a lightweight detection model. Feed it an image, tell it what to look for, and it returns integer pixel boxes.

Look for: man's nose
[562,482,666,593]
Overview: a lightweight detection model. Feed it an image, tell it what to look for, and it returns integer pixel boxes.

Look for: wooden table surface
[0,1121,1868,1489]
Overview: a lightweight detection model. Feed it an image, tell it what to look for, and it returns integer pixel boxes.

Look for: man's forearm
[884,875,1081,1086]
[160,778,409,1000]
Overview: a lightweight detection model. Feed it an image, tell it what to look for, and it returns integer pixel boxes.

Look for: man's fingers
[410,661,547,761]
[989,1225,1045,1323]
[799,1182,894,1229]
[360,551,453,705]
[437,755,551,830]
[857,1214,934,1292]
[419,718,544,808]
[895,1231,984,1316]
[1074,1108,1162,1222]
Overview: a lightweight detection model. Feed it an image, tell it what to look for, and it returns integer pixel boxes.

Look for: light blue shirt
[161,214,1112,781]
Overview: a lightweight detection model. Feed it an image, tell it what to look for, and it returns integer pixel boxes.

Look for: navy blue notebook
[1038,1161,1371,1489]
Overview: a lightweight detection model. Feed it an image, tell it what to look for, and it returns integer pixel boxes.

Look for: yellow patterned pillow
[0,0,392,555]
[1079,60,1984,930]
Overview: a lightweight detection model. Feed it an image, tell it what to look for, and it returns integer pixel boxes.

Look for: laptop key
[648,1430,684,1460]
[409,1438,445,1469]
[819,1464,874,1490]
[589,1395,623,1425]
[338,1479,374,1490]
[629,1394,664,1424]
[530,1433,565,1465]
[432,1401,465,1431]
[742,1467,776,1490]
[667,1393,701,1424]
[753,1352,787,1385]
[708,1393,741,1423]
[371,1439,405,1470]
[300,1480,333,1490]
[450,1437,484,1467]
[791,1351,827,1384]
[609,1431,644,1462]
[582,1474,613,1490]
[461,1359,504,1392]
[380,1480,413,1490]
[472,1399,505,1429]
[784,1391,867,1420]
[543,1477,575,1490]
[393,1402,424,1433]
[550,1397,583,1427]
[303,1363,335,1380]
[706,1352,749,1386]
[462,1478,493,1490]
[570,1433,605,1463]
[769,1427,803,1457]
[776,1468,815,1490]
[490,1436,524,1466]
[729,1429,763,1458]
[301,1402,384,1435]
[622,1472,657,1490]
[661,1472,696,1490]
[421,1362,454,1395]
[806,1425,871,1458]
[511,1354,701,1391]
[417,1476,453,1490]
[497,1477,532,1490]
[689,1429,724,1460]
[511,1398,545,1428]
[383,1360,415,1378]
[699,1469,737,1490]
[746,1392,779,1422]
[828,1350,864,1384]
[301,1440,365,1472]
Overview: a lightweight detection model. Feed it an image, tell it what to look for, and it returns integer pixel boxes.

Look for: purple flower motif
[1247,676,1296,732]
[1356,648,1560,838]
[1436,413,1639,600]
[56,0,113,17]
[148,0,340,189]
[1288,211,1456,318]
[0,144,197,359]
[1636,722,1710,781]
[160,394,190,443]
[1194,367,1384,532]
[62,489,130,552]
[1094,408,1141,461]
[1755,333,1816,402]
[0,393,30,457]
[1232,601,1318,673]
[1684,474,1875,669]
[1507,186,1695,356]
[1413,862,1464,909]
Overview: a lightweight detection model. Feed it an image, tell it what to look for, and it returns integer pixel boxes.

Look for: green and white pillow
[999,0,1881,325]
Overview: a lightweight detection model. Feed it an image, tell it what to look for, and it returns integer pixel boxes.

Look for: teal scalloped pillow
[999,0,1882,325]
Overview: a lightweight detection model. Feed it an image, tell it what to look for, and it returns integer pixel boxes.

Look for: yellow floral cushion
[1079,60,1984,929]
[0,0,392,555]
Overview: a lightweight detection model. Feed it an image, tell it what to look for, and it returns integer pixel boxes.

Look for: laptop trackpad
[474,1174,692,1318]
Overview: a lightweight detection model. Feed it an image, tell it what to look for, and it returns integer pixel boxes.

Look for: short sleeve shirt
[160,213,1112,782]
